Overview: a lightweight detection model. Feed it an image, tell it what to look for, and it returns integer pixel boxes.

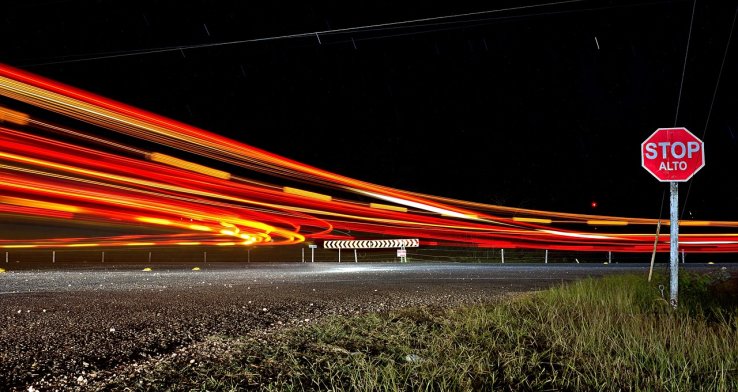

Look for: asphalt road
[0,262,732,391]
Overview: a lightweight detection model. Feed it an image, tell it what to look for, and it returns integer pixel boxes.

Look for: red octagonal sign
[641,127,705,182]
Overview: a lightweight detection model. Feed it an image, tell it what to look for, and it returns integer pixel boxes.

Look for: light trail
[1,62,738,254]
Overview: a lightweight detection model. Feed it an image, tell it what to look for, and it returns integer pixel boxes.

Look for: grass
[114,270,738,391]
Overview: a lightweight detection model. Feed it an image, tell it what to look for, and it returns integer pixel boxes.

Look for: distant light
[142,267,152,271]
[192,267,201,271]
[591,201,598,208]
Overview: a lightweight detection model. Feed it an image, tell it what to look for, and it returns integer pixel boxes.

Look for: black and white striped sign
[323,238,419,249]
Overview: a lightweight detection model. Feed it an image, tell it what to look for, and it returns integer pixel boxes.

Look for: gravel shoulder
[0,262,723,391]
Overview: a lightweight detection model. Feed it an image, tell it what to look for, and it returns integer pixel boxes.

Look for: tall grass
[251,273,738,391]
[110,272,738,391]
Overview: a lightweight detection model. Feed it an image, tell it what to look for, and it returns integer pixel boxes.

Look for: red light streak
[2,62,738,253]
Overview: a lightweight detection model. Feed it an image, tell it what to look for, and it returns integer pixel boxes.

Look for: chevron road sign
[323,238,419,249]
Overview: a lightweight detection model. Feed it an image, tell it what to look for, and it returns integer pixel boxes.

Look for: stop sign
[641,127,704,182]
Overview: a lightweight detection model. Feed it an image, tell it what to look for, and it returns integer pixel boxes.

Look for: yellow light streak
[0,106,29,125]
[0,195,82,213]
[177,242,202,245]
[679,221,711,226]
[369,203,407,212]
[135,217,173,225]
[283,187,332,201]
[220,229,236,236]
[513,217,552,224]
[188,224,212,232]
[587,220,629,226]
[1,245,38,249]
[216,242,237,246]
[125,242,155,246]
[65,243,99,248]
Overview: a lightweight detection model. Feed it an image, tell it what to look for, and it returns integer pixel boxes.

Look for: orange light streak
[148,152,231,180]
[2,62,738,253]
[283,187,332,201]
[0,106,29,125]
[369,203,408,212]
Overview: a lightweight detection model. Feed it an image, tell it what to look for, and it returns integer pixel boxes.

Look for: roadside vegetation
[118,269,738,391]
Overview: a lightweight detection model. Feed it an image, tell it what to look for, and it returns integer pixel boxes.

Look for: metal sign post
[669,182,679,308]
[309,244,317,262]
[397,246,407,263]
[641,127,704,308]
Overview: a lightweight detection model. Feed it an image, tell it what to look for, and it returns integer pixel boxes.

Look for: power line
[19,0,588,67]
[325,0,679,50]
[680,5,738,219]
[699,6,737,142]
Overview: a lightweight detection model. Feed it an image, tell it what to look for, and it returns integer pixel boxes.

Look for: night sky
[2,0,738,220]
